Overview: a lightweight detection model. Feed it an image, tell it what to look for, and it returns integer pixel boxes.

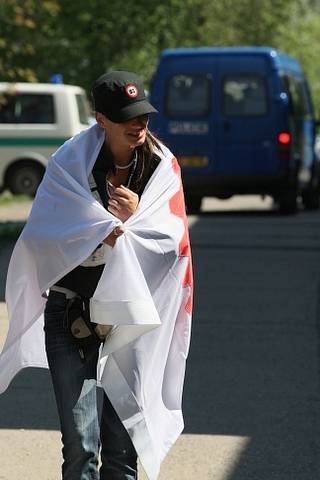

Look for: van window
[223,75,267,116]
[0,93,55,123]
[282,75,312,117]
[76,94,90,125]
[166,74,211,116]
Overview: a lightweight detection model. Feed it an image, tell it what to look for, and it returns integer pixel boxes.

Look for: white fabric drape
[0,124,193,480]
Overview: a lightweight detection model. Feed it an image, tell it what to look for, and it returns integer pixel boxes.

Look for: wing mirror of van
[275,92,289,107]
[315,119,320,128]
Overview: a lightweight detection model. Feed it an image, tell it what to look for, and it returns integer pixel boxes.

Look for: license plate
[177,156,208,167]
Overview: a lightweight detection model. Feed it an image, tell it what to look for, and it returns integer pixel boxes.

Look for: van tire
[302,174,320,210]
[6,161,45,197]
[186,195,202,214]
[302,189,320,210]
[278,188,297,214]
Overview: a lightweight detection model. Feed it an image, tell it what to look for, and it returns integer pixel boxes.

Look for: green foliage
[30,0,208,90]
[275,5,320,116]
[0,0,60,81]
[0,0,320,113]
[201,0,297,46]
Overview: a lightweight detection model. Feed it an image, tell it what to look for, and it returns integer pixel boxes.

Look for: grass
[0,191,31,205]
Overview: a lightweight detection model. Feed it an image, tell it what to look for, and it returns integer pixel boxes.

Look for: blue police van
[149,47,320,213]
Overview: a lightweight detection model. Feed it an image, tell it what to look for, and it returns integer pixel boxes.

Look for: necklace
[113,158,135,170]
[106,155,137,197]
[113,150,137,170]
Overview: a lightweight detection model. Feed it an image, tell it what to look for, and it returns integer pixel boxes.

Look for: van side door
[216,55,279,176]
[150,55,217,171]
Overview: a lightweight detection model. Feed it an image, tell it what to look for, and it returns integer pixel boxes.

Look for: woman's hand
[108,185,139,222]
[103,225,125,247]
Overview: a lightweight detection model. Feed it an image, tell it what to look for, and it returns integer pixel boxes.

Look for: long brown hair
[131,129,163,195]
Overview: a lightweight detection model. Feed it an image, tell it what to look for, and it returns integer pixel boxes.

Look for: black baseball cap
[91,71,158,123]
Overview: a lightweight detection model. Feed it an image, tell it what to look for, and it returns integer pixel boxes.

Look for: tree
[276,3,320,115]
[0,0,60,81]
[1,0,320,114]
[199,0,298,46]
[31,0,207,90]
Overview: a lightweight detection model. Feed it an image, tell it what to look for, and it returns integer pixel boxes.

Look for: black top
[55,144,160,297]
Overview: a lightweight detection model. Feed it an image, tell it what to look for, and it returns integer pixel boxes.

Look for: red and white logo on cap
[125,84,138,98]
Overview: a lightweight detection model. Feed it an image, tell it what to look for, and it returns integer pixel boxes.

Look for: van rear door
[216,54,279,175]
[150,54,216,171]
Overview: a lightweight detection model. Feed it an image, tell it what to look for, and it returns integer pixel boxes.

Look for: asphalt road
[1,195,320,479]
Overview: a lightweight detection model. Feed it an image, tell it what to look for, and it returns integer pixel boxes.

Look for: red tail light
[278,132,291,145]
[278,132,291,160]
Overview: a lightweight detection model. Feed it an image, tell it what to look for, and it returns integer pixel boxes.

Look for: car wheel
[7,162,44,197]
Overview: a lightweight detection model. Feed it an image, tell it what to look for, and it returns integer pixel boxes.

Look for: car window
[0,93,55,123]
[223,75,268,116]
[76,93,90,125]
[166,74,211,116]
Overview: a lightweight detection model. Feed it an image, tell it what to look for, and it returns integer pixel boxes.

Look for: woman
[0,71,193,480]
[45,71,163,480]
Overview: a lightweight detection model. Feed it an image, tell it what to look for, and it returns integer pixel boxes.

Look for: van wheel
[7,162,44,197]
[302,183,320,210]
[278,188,297,214]
[186,195,202,214]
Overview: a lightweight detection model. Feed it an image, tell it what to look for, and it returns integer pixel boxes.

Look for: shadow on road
[183,210,320,479]
[0,367,59,429]
[1,209,320,479]
[194,209,280,218]
[0,235,59,429]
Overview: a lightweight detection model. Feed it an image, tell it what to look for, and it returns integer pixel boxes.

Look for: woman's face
[96,112,149,150]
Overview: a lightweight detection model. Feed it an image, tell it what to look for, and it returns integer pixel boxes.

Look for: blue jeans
[44,290,138,480]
